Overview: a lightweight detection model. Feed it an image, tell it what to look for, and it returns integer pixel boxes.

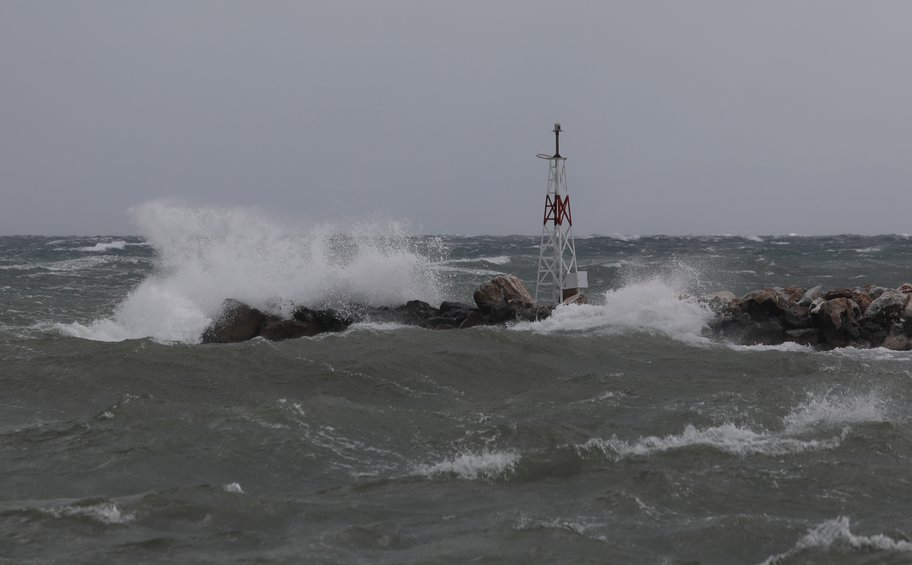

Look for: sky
[1,1,910,236]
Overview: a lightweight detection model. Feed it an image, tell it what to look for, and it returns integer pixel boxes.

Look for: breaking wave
[76,240,129,252]
[514,276,713,343]
[46,501,135,525]
[578,424,847,459]
[413,449,520,481]
[57,201,447,343]
[578,390,889,461]
[759,516,912,565]
[782,390,889,435]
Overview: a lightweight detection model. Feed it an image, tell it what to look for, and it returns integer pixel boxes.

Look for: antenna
[535,123,587,305]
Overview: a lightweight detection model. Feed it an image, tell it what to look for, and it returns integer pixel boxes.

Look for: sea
[3,202,912,564]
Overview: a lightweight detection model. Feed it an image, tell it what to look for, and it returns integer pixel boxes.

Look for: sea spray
[782,389,890,435]
[59,202,448,342]
[514,275,714,342]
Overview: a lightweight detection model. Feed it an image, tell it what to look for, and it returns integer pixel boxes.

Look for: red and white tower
[535,123,587,305]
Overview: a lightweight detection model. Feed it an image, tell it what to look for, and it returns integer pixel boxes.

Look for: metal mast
[535,123,587,305]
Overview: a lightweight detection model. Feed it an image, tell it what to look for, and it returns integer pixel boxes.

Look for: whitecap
[222,482,245,494]
[414,449,520,481]
[47,502,135,525]
[76,241,128,252]
[759,516,912,565]
[579,423,846,460]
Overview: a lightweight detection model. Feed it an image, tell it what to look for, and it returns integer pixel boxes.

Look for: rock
[427,301,476,328]
[782,287,806,303]
[260,317,322,340]
[395,300,440,325]
[863,290,906,325]
[883,324,912,351]
[781,303,812,329]
[786,328,821,347]
[859,320,889,347]
[797,285,824,306]
[700,291,738,316]
[473,275,535,312]
[714,312,786,345]
[740,288,790,322]
[822,288,855,301]
[458,310,488,329]
[421,317,461,330]
[292,306,353,332]
[899,283,912,294]
[202,299,267,343]
[811,298,863,348]
[439,301,475,315]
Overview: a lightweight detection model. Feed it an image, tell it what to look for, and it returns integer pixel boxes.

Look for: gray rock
[201,299,266,343]
[863,290,906,325]
[699,291,738,316]
[260,317,322,340]
[740,288,789,322]
[473,275,535,312]
[812,298,863,348]
[797,285,823,307]
[292,306,353,332]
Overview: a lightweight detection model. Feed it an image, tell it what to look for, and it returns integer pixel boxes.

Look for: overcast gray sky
[2,1,910,236]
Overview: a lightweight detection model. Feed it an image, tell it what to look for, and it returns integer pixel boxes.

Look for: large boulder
[699,291,738,316]
[202,299,267,343]
[863,290,906,325]
[715,313,787,346]
[473,275,535,312]
[740,288,790,321]
[797,285,824,307]
[811,297,863,348]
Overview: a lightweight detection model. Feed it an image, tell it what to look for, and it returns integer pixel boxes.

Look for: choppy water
[3,203,912,564]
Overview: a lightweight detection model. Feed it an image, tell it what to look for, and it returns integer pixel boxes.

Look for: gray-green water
[3,216,912,563]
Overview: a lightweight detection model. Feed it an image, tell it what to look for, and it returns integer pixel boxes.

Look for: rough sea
[4,203,912,564]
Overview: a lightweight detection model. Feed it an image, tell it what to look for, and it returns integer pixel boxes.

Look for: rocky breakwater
[201,275,554,343]
[706,283,912,350]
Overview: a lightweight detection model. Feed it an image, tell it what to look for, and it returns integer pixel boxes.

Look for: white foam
[443,255,511,265]
[759,516,912,565]
[57,201,446,343]
[41,256,113,272]
[414,449,520,481]
[514,514,606,539]
[783,391,888,435]
[76,240,128,252]
[580,423,846,459]
[603,233,641,241]
[514,277,713,343]
[48,502,135,525]
[222,482,244,494]
[724,342,813,353]
[744,235,764,243]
